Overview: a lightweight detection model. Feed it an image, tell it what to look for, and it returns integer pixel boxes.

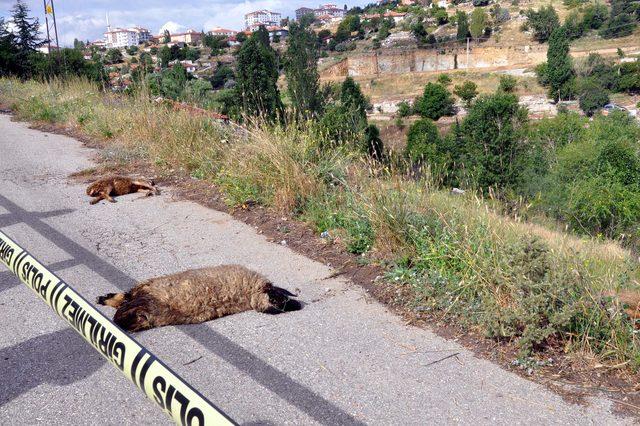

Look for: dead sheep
[97,265,302,332]
[86,176,159,205]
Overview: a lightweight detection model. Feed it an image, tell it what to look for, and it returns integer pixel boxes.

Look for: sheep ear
[270,286,297,298]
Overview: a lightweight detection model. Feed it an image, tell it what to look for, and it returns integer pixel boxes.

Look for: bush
[535,62,549,86]
[453,80,478,107]
[577,78,610,116]
[562,11,584,40]
[437,73,452,86]
[541,113,640,246]
[525,6,560,42]
[600,13,636,39]
[456,92,529,190]
[413,83,455,120]
[498,75,517,92]
[364,124,385,161]
[575,53,618,90]
[582,3,608,29]
[397,101,412,117]
[405,118,441,163]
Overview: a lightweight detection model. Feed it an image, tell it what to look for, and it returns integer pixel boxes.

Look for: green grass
[1,76,639,369]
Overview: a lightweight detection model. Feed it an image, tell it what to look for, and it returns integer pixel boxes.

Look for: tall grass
[2,77,639,368]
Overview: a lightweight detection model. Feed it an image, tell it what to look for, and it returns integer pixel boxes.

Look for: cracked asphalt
[0,114,631,425]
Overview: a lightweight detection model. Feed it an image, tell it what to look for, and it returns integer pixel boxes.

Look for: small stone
[280,240,287,246]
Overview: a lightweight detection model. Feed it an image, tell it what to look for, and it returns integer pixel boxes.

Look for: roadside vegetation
[1,0,639,374]
[2,76,639,370]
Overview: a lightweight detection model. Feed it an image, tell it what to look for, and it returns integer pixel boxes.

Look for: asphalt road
[0,114,630,425]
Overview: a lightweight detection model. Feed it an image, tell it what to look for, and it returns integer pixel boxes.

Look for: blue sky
[0,1,369,46]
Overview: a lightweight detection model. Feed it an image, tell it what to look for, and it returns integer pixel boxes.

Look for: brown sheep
[97,265,302,332]
[86,176,159,205]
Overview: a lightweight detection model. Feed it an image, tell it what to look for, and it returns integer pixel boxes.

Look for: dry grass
[2,77,639,368]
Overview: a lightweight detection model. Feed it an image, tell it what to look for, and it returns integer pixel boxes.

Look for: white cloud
[158,20,185,35]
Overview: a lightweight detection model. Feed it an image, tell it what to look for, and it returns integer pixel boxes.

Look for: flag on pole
[45,4,53,14]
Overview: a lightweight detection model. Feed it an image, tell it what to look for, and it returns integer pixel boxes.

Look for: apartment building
[244,10,282,30]
[104,26,151,48]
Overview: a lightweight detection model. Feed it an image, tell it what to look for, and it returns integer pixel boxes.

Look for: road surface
[0,114,629,425]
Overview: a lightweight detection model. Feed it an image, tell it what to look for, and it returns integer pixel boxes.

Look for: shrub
[582,3,609,29]
[397,101,412,117]
[535,62,549,86]
[405,118,442,163]
[541,113,640,246]
[437,73,452,86]
[498,75,517,92]
[456,92,529,190]
[525,6,560,42]
[364,124,385,161]
[577,78,610,116]
[562,11,584,40]
[413,83,455,120]
[453,80,478,107]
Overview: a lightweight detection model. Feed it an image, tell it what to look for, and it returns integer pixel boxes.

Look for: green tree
[411,21,428,44]
[105,48,124,64]
[582,3,608,29]
[577,78,610,116]
[159,45,171,68]
[10,0,42,77]
[405,119,442,163]
[453,80,478,107]
[341,77,368,122]
[0,17,18,76]
[498,75,517,92]
[414,83,455,120]
[73,38,85,50]
[254,26,271,47]
[185,79,213,101]
[525,6,560,42]
[456,11,470,41]
[562,11,584,40]
[163,30,171,43]
[160,64,188,99]
[458,92,529,190]
[235,31,283,120]
[470,8,489,39]
[211,64,234,89]
[546,27,574,101]
[285,21,323,119]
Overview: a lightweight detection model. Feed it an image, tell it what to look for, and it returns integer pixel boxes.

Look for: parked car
[601,103,628,116]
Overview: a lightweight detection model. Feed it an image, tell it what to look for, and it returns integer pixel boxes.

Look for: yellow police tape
[0,230,235,426]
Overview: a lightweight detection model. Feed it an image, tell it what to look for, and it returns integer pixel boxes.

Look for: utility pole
[43,0,61,60]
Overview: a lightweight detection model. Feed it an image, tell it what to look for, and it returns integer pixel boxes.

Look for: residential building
[209,27,238,37]
[130,26,152,43]
[316,4,345,19]
[170,30,202,45]
[296,4,345,21]
[266,26,289,41]
[245,10,282,30]
[362,10,407,23]
[105,27,140,48]
[103,24,151,48]
[295,7,315,20]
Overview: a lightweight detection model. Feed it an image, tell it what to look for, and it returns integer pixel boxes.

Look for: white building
[130,26,152,43]
[209,27,238,37]
[244,10,282,30]
[104,25,151,48]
